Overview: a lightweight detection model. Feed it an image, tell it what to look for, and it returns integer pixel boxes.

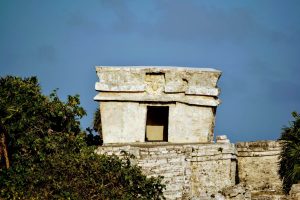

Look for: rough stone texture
[95,140,291,199]
[95,67,221,100]
[93,67,290,199]
[216,135,230,144]
[236,141,284,199]
[95,66,221,144]
[289,184,300,200]
[95,143,236,200]
[221,183,251,200]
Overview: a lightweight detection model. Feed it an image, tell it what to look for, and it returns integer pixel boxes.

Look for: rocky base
[95,143,236,199]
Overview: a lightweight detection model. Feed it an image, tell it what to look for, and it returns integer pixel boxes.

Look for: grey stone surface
[95,66,221,98]
[95,66,221,144]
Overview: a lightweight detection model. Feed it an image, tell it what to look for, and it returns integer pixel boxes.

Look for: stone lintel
[94,93,220,106]
[95,82,220,96]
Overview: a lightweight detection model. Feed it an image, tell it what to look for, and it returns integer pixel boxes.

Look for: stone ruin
[94,66,298,200]
[94,66,221,144]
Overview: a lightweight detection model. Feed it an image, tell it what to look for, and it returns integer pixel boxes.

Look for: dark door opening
[145,106,169,142]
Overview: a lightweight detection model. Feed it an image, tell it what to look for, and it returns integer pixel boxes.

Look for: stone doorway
[145,106,169,142]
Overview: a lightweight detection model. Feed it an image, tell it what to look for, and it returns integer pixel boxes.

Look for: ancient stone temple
[94,66,293,199]
[94,66,221,144]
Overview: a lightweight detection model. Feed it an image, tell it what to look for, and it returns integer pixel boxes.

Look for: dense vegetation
[0,76,165,199]
[278,111,300,194]
[85,107,102,146]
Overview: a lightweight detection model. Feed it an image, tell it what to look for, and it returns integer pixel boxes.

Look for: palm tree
[278,111,300,194]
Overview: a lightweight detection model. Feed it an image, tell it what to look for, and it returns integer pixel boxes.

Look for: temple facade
[94,66,221,144]
[93,66,295,199]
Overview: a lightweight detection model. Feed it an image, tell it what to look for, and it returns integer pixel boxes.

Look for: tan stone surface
[289,184,300,200]
[95,140,288,199]
[95,143,236,200]
[236,141,283,197]
[146,125,164,141]
[221,183,251,200]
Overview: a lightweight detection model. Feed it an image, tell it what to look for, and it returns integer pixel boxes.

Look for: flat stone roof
[96,66,221,73]
[95,66,222,106]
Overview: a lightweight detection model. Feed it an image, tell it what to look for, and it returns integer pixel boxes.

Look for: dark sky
[1,0,300,142]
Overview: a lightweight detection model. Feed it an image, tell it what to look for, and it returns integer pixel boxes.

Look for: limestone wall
[95,143,236,200]
[100,101,216,144]
[95,67,221,144]
[95,140,289,199]
[236,141,283,198]
[100,102,147,143]
[168,103,215,143]
[289,184,300,200]
[189,144,237,198]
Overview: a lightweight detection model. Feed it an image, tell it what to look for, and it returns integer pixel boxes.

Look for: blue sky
[1,0,300,142]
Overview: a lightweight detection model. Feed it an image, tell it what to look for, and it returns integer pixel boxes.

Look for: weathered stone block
[289,184,300,200]
[96,143,236,200]
[94,66,221,144]
[236,141,283,198]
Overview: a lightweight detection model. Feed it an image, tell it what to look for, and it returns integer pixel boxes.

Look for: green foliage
[0,76,165,199]
[0,76,85,167]
[85,108,102,146]
[92,108,102,134]
[278,111,300,194]
[85,127,102,146]
[0,134,165,199]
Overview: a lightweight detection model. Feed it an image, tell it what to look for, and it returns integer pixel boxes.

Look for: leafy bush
[85,107,102,146]
[278,111,300,194]
[0,76,165,199]
[0,134,165,199]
